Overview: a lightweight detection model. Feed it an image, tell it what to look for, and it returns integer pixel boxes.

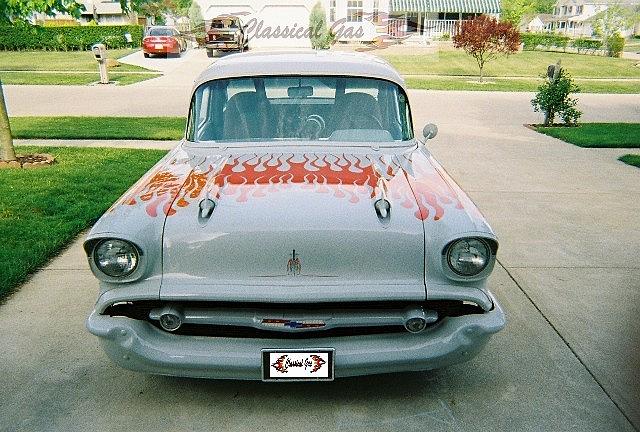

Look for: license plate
[262,349,334,381]
[154,44,163,49]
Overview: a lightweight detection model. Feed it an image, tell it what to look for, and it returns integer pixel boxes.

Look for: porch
[386,0,501,39]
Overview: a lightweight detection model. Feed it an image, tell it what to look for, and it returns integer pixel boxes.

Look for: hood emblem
[287,249,301,276]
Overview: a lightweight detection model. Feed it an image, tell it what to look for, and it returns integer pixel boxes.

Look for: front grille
[211,33,235,42]
[164,323,406,339]
[103,300,484,339]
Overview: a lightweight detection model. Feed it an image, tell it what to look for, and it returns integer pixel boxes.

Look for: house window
[373,0,380,23]
[347,0,363,22]
[568,6,573,14]
[576,5,583,14]
[329,0,336,22]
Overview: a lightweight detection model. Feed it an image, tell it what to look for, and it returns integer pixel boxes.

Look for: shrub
[531,67,582,126]
[0,23,143,51]
[309,2,331,49]
[572,38,603,54]
[606,33,625,57]
[521,33,571,51]
[439,32,451,41]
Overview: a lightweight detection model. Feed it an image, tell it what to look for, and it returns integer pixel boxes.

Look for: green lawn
[10,117,185,140]
[405,76,640,93]
[381,50,640,78]
[0,146,166,301]
[0,71,159,85]
[0,49,148,72]
[0,49,159,85]
[536,123,640,148]
[619,154,640,167]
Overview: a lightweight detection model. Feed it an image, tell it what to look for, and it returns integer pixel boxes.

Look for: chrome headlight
[93,239,139,278]
[446,238,491,277]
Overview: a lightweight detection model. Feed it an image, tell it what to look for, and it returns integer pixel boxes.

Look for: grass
[0,49,148,72]
[536,123,640,148]
[10,117,185,140]
[405,76,640,93]
[380,49,640,93]
[0,146,167,301]
[0,49,160,85]
[0,71,159,85]
[381,50,640,78]
[619,154,640,167]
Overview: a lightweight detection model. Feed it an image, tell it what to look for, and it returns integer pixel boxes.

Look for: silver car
[85,51,505,381]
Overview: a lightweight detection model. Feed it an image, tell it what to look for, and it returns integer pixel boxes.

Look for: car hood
[88,143,493,302]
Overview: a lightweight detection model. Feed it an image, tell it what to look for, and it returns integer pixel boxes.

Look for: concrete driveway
[2,56,640,431]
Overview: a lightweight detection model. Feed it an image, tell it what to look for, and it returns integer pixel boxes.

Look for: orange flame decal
[117,152,468,221]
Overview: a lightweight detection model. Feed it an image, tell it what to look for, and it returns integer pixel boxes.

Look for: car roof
[192,50,406,90]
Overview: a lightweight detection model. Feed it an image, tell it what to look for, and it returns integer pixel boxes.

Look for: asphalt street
[1,48,639,432]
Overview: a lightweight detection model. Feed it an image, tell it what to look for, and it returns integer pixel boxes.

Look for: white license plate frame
[261,349,335,382]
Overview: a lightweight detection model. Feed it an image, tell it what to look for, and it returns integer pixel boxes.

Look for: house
[548,0,640,37]
[195,0,501,47]
[34,1,137,26]
[519,13,554,32]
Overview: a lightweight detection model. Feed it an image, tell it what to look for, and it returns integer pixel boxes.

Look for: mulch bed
[0,153,55,169]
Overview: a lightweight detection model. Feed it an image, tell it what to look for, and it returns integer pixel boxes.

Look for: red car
[143,26,187,58]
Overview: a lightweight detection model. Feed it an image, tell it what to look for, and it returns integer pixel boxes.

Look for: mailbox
[91,43,109,84]
[92,43,106,61]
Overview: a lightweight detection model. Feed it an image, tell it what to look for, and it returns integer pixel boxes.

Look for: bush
[0,23,143,51]
[309,2,331,49]
[531,67,582,126]
[606,33,625,57]
[521,33,571,51]
[572,38,603,54]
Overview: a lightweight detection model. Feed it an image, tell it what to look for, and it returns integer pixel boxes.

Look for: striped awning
[389,0,501,14]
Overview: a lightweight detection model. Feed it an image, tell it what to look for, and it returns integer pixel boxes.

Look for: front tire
[206,48,214,58]
[143,52,150,58]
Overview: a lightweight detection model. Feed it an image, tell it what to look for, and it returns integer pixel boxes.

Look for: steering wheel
[304,114,326,140]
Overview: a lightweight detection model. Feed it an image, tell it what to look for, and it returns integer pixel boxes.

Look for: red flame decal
[118,152,468,221]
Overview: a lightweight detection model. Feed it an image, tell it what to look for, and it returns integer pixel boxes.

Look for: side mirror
[422,123,438,140]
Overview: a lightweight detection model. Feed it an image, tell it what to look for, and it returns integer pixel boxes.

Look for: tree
[309,2,331,49]
[592,4,639,57]
[0,0,85,161]
[501,0,556,26]
[134,0,176,24]
[531,63,582,126]
[453,16,520,83]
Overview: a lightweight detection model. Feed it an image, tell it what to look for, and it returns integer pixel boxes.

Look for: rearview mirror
[288,86,313,98]
[422,123,438,140]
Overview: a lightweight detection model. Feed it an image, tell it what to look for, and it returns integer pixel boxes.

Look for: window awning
[389,0,501,14]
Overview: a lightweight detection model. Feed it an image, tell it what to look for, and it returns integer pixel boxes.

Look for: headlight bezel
[92,238,141,279]
[442,237,497,281]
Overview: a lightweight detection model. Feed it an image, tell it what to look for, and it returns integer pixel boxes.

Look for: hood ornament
[287,249,301,276]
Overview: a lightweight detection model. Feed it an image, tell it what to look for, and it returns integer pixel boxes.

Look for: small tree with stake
[452,15,520,83]
[531,61,582,126]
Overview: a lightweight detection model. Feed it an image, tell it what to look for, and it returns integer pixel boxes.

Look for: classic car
[142,26,187,58]
[205,15,247,57]
[85,51,505,381]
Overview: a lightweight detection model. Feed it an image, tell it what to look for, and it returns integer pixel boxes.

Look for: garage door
[204,4,254,21]
[250,5,311,48]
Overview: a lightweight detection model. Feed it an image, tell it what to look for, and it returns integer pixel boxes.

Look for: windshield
[211,19,238,29]
[187,76,413,144]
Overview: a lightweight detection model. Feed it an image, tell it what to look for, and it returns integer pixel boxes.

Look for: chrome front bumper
[86,293,505,380]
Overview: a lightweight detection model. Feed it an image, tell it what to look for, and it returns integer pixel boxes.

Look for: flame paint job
[117,149,474,222]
